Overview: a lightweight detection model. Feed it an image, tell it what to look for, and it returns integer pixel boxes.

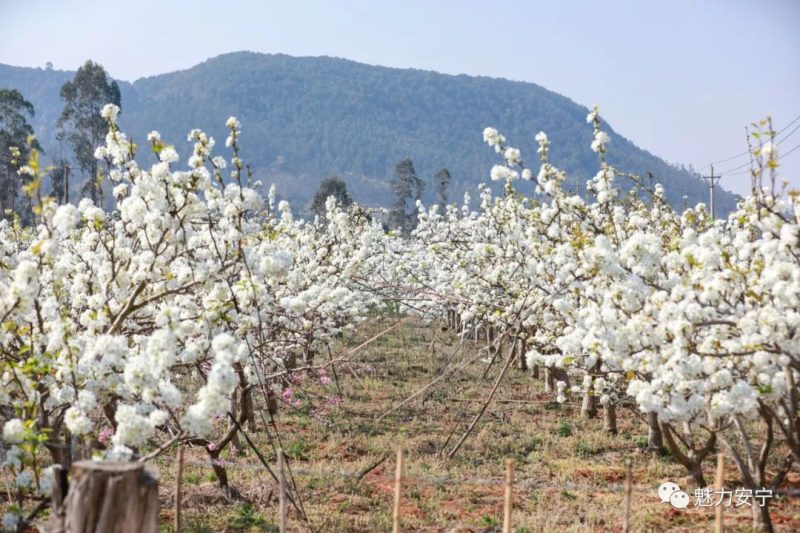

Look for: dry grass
[82,317,800,531]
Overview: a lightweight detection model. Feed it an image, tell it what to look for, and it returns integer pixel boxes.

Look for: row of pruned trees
[397,110,798,532]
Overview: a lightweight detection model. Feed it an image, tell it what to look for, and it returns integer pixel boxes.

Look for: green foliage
[230,503,273,531]
[284,437,311,460]
[0,88,40,222]
[309,175,352,217]
[183,472,201,485]
[555,419,572,437]
[480,514,499,526]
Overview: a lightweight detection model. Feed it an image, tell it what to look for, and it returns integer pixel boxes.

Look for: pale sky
[1,0,798,196]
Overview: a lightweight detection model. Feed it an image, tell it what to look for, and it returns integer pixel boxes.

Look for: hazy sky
[1,0,798,196]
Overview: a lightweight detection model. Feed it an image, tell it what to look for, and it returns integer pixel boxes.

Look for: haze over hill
[0,51,738,213]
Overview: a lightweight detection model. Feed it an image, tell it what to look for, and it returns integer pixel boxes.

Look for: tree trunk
[660,422,711,487]
[49,461,158,533]
[284,351,297,371]
[752,500,774,533]
[243,387,257,433]
[229,392,243,452]
[517,339,528,371]
[208,449,230,491]
[64,163,70,204]
[45,426,71,470]
[304,347,315,366]
[267,388,278,416]
[553,367,571,389]
[581,390,597,419]
[544,368,555,394]
[647,412,664,455]
[604,403,617,434]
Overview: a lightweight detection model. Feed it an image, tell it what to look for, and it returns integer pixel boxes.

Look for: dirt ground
[137,317,799,531]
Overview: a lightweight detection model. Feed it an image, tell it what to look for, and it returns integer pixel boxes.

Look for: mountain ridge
[0,51,739,213]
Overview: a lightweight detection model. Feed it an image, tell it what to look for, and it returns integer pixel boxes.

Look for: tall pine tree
[0,89,41,222]
[391,158,424,233]
[57,60,121,207]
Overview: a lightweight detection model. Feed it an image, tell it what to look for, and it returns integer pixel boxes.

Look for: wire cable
[724,141,800,176]
[700,113,800,171]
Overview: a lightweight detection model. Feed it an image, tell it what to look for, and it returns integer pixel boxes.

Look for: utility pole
[703,164,721,219]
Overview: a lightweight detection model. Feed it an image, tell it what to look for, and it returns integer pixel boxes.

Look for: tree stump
[49,460,159,533]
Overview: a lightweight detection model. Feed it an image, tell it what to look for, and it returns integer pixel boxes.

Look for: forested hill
[0,52,738,212]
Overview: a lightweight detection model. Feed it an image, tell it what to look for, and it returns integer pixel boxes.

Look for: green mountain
[0,51,738,212]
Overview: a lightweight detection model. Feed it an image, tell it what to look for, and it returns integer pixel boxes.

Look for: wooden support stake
[175,444,184,533]
[278,449,287,533]
[393,448,404,533]
[623,460,632,533]
[714,452,725,533]
[503,458,514,533]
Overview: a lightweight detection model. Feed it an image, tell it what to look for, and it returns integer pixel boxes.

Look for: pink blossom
[97,427,114,446]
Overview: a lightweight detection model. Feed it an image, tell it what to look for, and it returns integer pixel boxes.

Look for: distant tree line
[308,160,451,234]
[1,52,742,215]
[0,60,119,221]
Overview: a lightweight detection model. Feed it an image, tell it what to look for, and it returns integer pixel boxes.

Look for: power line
[773,114,800,137]
[724,141,800,176]
[782,141,800,159]
[777,121,800,146]
[699,149,751,171]
[700,113,800,171]
[716,158,752,175]
[714,119,800,175]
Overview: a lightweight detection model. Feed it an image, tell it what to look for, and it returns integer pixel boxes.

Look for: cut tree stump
[49,460,159,533]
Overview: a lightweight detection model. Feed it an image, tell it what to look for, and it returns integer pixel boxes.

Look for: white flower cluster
[1,102,796,530]
[404,110,800,504]
[0,108,386,518]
